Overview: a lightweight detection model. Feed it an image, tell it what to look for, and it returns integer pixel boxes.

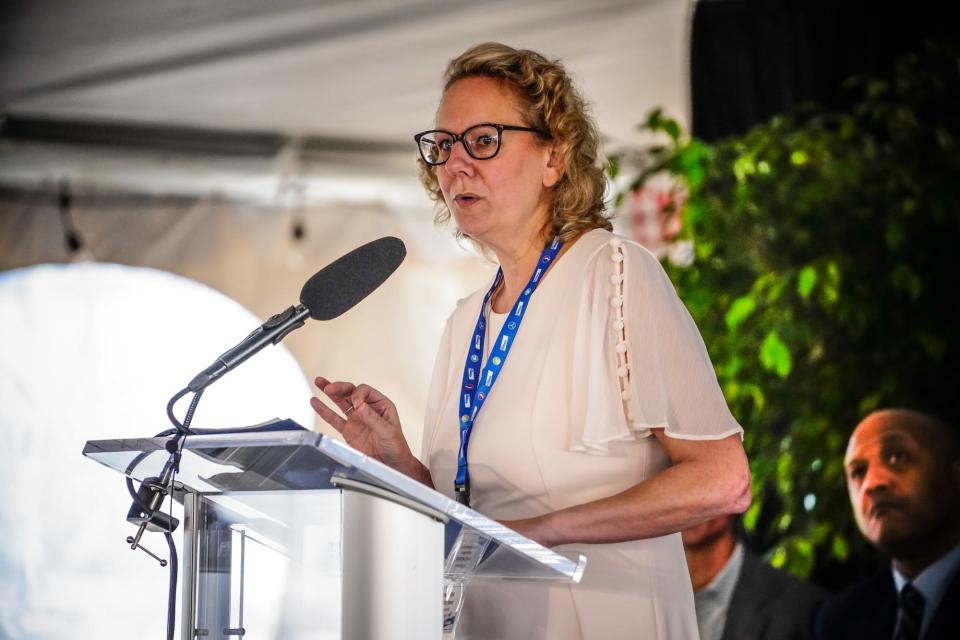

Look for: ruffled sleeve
[570,235,743,454]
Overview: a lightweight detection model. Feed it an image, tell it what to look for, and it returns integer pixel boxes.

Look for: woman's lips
[454,193,481,208]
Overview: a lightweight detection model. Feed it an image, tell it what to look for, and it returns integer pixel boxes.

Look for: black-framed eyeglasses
[414,123,549,166]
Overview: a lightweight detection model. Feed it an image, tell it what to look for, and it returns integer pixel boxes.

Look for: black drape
[690,0,956,140]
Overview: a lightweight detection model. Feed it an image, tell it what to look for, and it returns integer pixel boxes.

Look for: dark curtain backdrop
[690,0,956,141]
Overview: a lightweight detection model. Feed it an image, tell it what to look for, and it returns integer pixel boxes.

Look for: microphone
[186,236,406,392]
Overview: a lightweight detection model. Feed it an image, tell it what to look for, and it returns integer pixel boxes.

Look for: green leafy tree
[615,44,960,581]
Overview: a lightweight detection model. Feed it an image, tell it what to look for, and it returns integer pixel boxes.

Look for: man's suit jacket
[720,550,827,640]
[810,567,960,639]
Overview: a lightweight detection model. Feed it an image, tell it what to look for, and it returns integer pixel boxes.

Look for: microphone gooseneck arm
[186,303,311,392]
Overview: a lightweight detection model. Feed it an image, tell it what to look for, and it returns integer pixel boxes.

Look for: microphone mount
[126,439,181,566]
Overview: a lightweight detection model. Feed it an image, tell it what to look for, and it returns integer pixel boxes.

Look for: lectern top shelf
[83,423,586,585]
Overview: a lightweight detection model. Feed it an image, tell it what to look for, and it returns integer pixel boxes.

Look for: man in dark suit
[811,408,960,639]
[683,515,826,640]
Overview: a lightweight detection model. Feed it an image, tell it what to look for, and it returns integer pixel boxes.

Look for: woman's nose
[443,140,475,176]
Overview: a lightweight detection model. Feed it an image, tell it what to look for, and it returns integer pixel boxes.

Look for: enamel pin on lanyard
[455,237,563,507]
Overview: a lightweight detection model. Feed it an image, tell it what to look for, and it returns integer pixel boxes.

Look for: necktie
[892,582,925,640]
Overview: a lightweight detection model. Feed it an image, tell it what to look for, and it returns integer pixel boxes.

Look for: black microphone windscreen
[300,236,406,320]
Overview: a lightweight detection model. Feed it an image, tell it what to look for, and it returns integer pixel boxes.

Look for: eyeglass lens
[419,125,501,165]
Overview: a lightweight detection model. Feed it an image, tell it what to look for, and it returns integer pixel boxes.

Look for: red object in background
[623,178,684,257]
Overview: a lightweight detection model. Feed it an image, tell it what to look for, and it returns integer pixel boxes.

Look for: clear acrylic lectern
[83,424,586,639]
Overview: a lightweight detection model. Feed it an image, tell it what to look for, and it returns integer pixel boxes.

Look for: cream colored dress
[421,229,743,639]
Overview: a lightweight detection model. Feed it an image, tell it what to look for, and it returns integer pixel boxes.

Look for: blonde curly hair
[418,42,612,242]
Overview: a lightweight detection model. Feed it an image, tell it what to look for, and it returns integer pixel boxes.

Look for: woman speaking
[312,42,750,639]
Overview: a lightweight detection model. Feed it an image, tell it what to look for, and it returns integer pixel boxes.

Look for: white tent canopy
[1,0,692,199]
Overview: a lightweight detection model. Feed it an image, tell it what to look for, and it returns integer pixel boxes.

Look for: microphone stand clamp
[126,443,181,566]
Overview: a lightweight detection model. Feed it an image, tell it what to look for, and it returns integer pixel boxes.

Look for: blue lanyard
[455,237,563,506]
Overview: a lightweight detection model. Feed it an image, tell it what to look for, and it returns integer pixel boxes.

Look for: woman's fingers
[351,383,382,403]
[322,380,357,397]
[351,384,398,423]
[310,378,416,472]
[312,378,383,435]
[310,395,347,433]
[314,377,357,414]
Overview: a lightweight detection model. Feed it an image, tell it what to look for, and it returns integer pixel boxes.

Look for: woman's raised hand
[310,376,424,480]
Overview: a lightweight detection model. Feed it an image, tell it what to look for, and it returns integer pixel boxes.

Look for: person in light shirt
[682,514,825,640]
[812,408,960,639]
[312,42,751,639]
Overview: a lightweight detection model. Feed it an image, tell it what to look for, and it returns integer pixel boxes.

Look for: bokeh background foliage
[614,44,959,582]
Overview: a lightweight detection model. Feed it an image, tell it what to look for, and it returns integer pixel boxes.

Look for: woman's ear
[542,144,564,188]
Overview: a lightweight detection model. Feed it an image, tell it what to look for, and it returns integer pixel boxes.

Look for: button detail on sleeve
[608,236,633,426]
